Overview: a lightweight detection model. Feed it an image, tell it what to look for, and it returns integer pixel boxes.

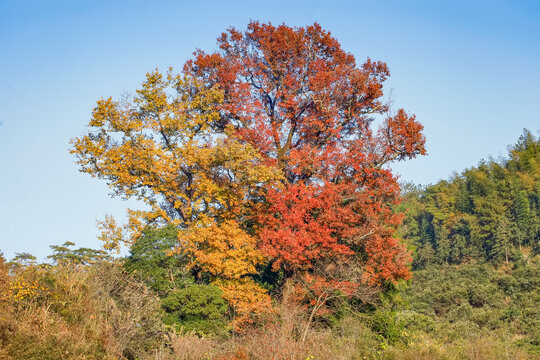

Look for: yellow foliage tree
[71,69,281,327]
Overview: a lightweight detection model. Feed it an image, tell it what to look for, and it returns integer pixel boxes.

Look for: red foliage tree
[185,22,426,284]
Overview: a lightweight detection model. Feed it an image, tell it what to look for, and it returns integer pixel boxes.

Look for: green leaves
[403,129,540,268]
[124,225,192,294]
[161,284,228,336]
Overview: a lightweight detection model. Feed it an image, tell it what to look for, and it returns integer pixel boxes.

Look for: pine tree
[434,221,451,264]
[455,181,472,213]
[491,217,512,264]
[419,215,435,248]
[513,190,531,248]
[415,241,437,269]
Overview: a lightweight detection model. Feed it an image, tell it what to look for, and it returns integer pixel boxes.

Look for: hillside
[0,131,539,359]
[401,129,540,269]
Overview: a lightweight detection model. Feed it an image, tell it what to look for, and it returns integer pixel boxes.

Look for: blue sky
[1,0,539,261]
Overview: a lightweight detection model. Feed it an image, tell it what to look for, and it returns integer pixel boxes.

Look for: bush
[397,310,436,332]
[371,308,405,344]
[0,261,165,360]
[162,284,229,336]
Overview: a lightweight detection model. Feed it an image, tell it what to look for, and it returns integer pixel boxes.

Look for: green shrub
[124,226,193,295]
[397,310,436,332]
[371,308,405,344]
[162,284,228,336]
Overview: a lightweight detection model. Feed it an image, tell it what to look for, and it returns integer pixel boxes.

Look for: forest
[0,22,539,360]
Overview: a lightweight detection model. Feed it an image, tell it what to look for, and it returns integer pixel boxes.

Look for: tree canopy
[401,129,540,269]
[184,22,425,283]
[71,21,426,329]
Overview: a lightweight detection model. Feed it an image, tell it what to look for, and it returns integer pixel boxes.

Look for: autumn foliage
[71,22,425,329]
[184,22,425,283]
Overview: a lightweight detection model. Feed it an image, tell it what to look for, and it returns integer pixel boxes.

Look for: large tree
[72,22,425,328]
[185,22,426,283]
[71,72,278,329]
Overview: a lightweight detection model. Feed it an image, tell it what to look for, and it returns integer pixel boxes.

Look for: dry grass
[1,258,538,360]
[0,262,165,360]
[168,333,219,360]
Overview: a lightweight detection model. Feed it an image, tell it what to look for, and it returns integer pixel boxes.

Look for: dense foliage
[70,21,426,330]
[1,248,539,359]
[401,129,540,269]
[124,225,192,294]
[2,21,539,360]
[405,261,540,354]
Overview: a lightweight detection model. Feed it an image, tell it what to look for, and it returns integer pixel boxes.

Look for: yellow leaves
[188,138,282,215]
[97,215,125,251]
[9,279,43,302]
[184,220,264,279]
[213,277,274,331]
[135,69,168,115]
[132,69,223,140]
[8,266,50,304]
[88,97,118,128]
[98,207,172,251]
[181,219,274,331]
[126,206,171,239]
[70,69,230,212]
[72,67,281,330]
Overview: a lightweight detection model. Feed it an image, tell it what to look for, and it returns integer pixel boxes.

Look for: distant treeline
[401,129,540,269]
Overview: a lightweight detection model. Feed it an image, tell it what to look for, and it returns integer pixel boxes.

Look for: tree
[185,21,426,284]
[419,214,435,250]
[124,225,191,294]
[402,130,540,266]
[291,260,380,342]
[72,22,425,328]
[415,241,437,269]
[71,71,279,328]
[48,241,110,265]
[433,221,450,264]
[9,252,37,270]
[448,217,472,263]
[513,190,532,248]
[492,216,512,264]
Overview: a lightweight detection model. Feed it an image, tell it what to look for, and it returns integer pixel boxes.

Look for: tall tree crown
[185,22,425,281]
[72,22,426,322]
[185,22,426,184]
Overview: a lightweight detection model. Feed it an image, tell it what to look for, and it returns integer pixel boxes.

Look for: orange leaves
[183,220,273,332]
[184,220,263,279]
[73,22,426,333]
[258,182,354,272]
[180,219,274,332]
[214,278,273,331]
[185,21,425,285]
[380,109,426,162]
[178,218,274,332]
[360,233,412,285]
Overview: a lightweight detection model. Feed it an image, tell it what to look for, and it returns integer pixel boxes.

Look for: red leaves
[380,109,426,162]
[258,182,354,272]
[185,21,426,285]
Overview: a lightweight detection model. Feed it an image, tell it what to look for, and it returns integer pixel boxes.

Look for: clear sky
[1,0,539,261]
